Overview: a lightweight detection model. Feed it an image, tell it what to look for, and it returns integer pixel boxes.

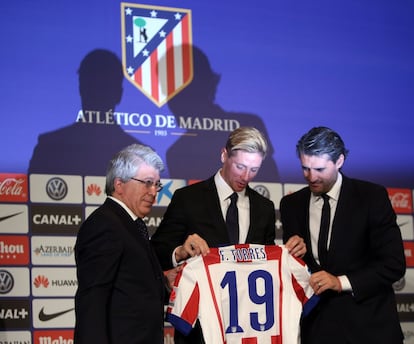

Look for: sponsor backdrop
[1,1,413,343]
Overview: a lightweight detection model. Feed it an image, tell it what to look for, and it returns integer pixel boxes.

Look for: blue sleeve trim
[166,313,193,335]
[302,294,320,317]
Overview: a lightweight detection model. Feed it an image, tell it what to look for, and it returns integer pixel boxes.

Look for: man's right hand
[175,233,210,263]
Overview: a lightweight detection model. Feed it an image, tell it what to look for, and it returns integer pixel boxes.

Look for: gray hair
[225,127,268,159]
[105,144,164,195]
[296,126,349,163]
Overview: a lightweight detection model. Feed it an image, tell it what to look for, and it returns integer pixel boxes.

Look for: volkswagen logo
[0,270,14,294]
[46,177,68,201]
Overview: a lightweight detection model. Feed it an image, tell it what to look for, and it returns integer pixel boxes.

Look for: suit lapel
[327,176,352,260]
[205,178,229,239]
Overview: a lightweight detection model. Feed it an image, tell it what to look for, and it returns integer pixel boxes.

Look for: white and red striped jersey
[167,244,314,344]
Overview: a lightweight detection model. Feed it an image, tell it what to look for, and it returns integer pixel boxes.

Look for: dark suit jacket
[151,176,276,270]
[74,198,165,344]
[280,175,405,344]
[151,176,276,344]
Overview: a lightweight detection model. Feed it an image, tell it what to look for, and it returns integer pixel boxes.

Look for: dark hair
[296,126,349,163]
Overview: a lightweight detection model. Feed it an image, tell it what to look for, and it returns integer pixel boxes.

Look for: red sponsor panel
[33,329,74,343]
[0,173,28,203]
[0,235,30,265]
[404,241,414,267]
[387,188,413,214]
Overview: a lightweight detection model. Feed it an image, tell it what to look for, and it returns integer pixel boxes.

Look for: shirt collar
[328,172,342,202]
[108,195,137,221]
[311,172,343,203]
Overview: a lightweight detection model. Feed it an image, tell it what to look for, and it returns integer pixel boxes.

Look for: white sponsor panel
[84,176,106,205]
[398,215,414,240]
[32,298,75,329]
[31,236,76,266]
[29,174,83,204]
[249,182,283,209]
[32,267,77,297]
[85,206,99,219]
[283,183,307,196]
[0,204,28,234]
[394,268,414,294]
[402,321,414,344]
[0,330,31,343]
[0,267,30,297]
[155,179,186,206]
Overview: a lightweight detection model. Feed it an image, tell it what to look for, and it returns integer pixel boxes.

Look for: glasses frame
[130,177,163,191]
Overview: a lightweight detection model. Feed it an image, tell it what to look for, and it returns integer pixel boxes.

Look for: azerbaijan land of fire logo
[121,3,193,107]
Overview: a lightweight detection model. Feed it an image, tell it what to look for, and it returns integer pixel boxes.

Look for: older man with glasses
[74,143,178,344]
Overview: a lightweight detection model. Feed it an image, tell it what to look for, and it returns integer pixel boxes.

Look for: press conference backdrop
[0,1,413,343]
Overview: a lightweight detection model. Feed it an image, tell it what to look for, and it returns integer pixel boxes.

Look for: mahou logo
[0,174,28,203]
[387,188,413,214]
[33,330,74,344]
[0,235,29,265]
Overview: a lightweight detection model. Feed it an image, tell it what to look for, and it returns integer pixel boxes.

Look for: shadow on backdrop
[164,45,280,182]
[28,49,143,176]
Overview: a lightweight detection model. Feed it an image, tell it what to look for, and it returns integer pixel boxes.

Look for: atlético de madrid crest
[121,3,193,107]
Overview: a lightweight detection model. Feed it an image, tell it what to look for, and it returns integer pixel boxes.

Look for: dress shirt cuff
[172,246,181,267]
[338,275,352,292]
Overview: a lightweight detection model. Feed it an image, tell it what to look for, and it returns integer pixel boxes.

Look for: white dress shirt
[308,173,352,292]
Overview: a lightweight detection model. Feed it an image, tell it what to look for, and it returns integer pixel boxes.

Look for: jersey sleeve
[286,248,319,316]
[166,259,200,335]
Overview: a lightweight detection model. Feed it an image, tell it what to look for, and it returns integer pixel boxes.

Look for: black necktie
[318,194,330,266]
[226,192,239,244]
[135,218,149,241]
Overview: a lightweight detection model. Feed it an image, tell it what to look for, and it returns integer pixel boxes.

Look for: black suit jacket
[280,175,405,344]
[151,176,276,270]
[74,198,165,344]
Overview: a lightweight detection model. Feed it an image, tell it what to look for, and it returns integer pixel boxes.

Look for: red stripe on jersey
[204,248,226,342]
[180,283,200,324]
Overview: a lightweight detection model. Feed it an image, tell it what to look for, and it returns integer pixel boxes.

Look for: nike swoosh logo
[0,211,23,223]
[38,307,75,321]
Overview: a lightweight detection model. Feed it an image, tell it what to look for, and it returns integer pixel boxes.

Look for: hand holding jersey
[167,244,316,344]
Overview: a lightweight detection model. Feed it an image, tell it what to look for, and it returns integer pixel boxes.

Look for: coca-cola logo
[390,193,410,209]
[0,178,24,196]
[0,175,28,202]
[387,188,413,214]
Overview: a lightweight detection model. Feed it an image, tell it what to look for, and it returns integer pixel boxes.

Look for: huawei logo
[34,275,49,288]
[87,183,102,196]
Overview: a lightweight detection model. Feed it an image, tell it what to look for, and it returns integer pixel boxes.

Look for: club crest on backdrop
[121,3,193,107]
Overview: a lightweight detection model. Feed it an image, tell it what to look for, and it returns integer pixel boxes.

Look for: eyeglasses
[130,178,163,191]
